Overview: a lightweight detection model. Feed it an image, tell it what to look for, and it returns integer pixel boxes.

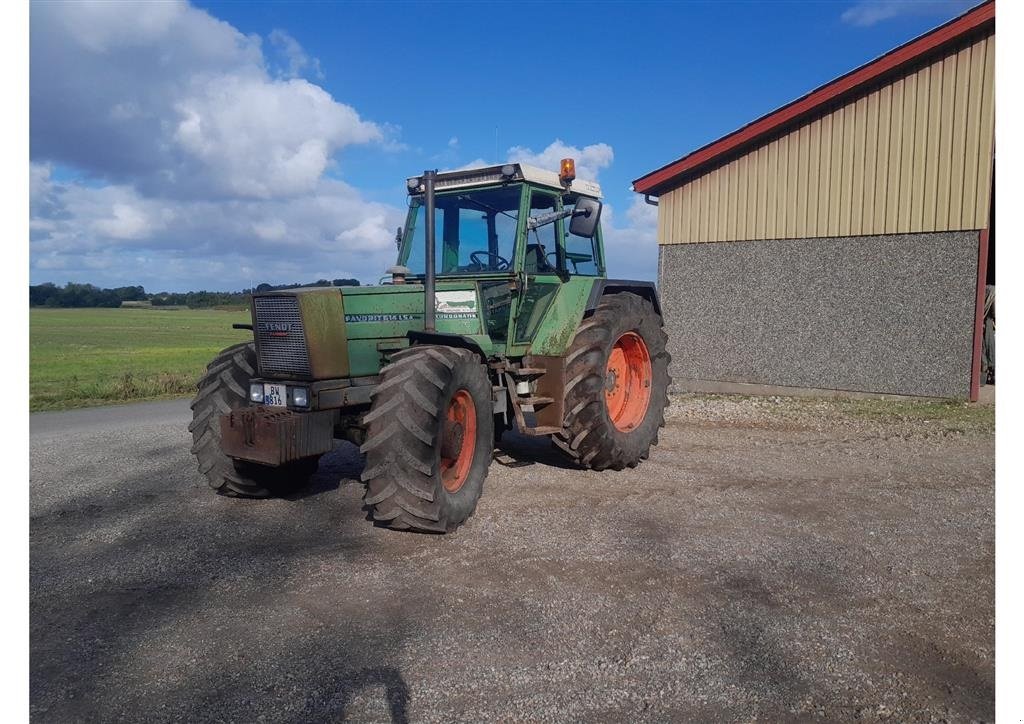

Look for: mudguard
[585,279,662,316]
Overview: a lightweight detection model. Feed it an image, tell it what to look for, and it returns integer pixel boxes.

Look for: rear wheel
[189,342,320,497]
[361,345,494,532]
[555,293,671,470]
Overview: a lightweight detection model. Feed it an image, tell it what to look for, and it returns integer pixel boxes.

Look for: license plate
[263,383,286,407]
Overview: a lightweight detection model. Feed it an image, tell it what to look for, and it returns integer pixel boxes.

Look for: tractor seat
[524,244,557,274]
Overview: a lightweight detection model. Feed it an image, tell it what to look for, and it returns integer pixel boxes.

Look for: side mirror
[569,197,602,238]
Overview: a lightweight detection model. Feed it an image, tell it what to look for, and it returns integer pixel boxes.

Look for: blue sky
[30,0,977,292]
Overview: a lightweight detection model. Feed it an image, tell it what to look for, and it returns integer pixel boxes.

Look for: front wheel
[189,342,320,497]
[555,293,671,470]
[361,345,494,532]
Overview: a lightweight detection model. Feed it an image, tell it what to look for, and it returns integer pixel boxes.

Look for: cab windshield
[401,186,522,276]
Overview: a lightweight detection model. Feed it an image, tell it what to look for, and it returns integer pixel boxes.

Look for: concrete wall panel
[658,231,979,398]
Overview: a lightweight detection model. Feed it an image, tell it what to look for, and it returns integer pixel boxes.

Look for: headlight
[249,383,263,403]
[292,387,309,408]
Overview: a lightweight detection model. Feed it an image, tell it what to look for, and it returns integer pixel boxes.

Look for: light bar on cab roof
[405,162,602,199]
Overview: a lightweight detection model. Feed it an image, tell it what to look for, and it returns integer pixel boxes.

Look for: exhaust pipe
[423,169,436,332]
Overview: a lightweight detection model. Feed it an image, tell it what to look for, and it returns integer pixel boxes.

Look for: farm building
[633,1,995,400]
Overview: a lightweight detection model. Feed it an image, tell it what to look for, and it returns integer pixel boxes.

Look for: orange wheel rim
[440,389,477,493]
[605,332,653,432]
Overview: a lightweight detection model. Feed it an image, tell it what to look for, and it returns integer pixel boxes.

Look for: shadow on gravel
[280,440,365,501]
[312,666,410,723]
[30,452,423,722]
[495,430,579,470]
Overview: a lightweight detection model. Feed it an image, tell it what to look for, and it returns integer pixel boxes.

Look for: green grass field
[30,308,252,411]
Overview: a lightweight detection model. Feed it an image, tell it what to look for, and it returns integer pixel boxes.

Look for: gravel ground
[30,395,994,722]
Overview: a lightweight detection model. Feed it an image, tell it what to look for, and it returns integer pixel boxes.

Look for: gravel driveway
[30,395,994,722]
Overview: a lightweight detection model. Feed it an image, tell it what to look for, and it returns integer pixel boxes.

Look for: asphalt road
[30,397,994,722]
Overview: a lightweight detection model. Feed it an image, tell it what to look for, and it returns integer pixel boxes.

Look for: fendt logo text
[259,322,292,336]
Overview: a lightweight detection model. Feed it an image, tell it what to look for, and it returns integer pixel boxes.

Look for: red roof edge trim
[633,0,995,196]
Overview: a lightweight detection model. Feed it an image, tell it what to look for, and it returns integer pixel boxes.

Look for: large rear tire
[555,292,671,470]
[189,342,319,497]
[361,345,494,532]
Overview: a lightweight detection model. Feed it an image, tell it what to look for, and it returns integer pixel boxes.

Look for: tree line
[29,279,360,309]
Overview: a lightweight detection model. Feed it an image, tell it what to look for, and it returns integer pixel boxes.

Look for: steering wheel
[469,250,510,271]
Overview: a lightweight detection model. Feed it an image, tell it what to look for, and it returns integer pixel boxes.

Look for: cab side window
[562,200,600,276]
[524,192,559,274]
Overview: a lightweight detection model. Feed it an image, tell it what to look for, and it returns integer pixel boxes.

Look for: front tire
[189,342,320,497]
[361,345,494,532]
[555,293,671,470]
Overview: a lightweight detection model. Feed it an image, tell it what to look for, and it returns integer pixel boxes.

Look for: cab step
[510,367,547,377]
[518,396,554,408]
[521,425,562,436]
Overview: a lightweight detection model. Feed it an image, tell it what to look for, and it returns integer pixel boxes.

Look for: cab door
[506,188,564,355]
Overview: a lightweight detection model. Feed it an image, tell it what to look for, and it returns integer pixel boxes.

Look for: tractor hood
[251,282,490,380]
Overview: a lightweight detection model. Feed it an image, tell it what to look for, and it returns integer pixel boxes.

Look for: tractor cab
[394,162,605,350]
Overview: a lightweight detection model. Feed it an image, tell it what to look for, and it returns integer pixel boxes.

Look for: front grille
[253,296,312,378]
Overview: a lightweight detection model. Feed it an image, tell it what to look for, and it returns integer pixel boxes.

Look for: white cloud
[448,136,459,148]
[840,0,974,27]
[30,1,407,290]
[31,0,390,197]
[268,28,323,79]
[172,74,380,198]
[30,164,405,289]
[506,139,614,182]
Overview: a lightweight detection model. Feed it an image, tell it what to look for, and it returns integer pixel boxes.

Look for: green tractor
[190,160,671,532]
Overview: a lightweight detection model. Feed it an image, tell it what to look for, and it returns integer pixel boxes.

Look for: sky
[28,0,979,293]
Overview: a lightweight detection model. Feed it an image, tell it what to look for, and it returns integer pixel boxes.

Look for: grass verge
[30,307,251,411]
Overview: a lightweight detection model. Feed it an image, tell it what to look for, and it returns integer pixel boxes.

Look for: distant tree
[333,278,360,287]
[29,282,59,306]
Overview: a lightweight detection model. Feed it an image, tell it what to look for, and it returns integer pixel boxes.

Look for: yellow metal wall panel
[707,168,719,241]
[874,84,892,232]
[727,162,737,239]
[786,128,800,238]
[766,140,778,235]
[948,45,972,228]
[935,53,957,229]
[747,151,759,238]
[735,155,748,240]
[852,100,865,233]
[974,34,994,228]
[807,118,822,234]
[897,73,917,231]
[724,161,733,239]
[795,124,810,237]
[864,92,880,229]
[884,77,904,234]
[752,145,765,239]
[687,185,696,240]
[776,135,788,237]
[910,64,931,231]
[922,58,943,231]
[698,173,710,242]
[961,39,985,225]
[655,30,993,244]
[828,108,844,236]
[665,190,677,244]
[724,162,733,239]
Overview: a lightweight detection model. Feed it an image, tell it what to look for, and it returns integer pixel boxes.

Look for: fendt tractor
[190,159,671,532]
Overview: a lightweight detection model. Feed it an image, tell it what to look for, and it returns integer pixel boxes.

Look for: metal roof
[632,0,995,196]
[408,163,603,199]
